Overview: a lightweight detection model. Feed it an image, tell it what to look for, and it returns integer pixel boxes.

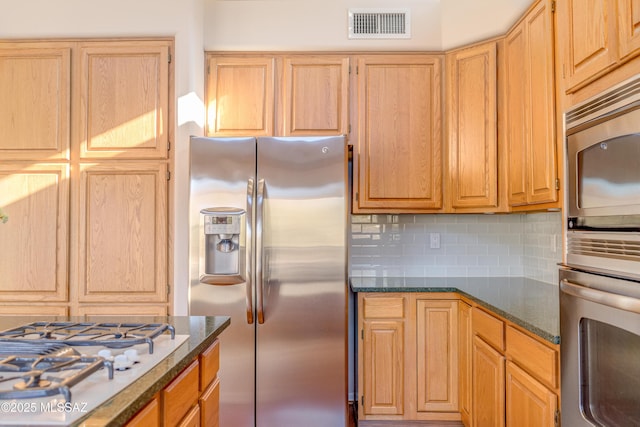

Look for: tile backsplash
[350,211,562,284]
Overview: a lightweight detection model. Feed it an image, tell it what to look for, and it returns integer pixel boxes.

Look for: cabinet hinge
[554,409,560,427]
[361,395,364,407]
[167,284,171,296]
[555,178,560,190]
[361,329,364,340]
[356,65,359,75]
[167,140,171,151]
[355,192,359,202]
[551,0,556,12]
[207,65,210,75]
[348,124,352,134]
[168,51,172,63]
[167,170,171,181]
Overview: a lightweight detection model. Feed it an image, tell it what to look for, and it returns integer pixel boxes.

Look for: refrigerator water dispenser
[200,207,245,285]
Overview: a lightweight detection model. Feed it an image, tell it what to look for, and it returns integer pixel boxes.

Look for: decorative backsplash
[350,212,562,284]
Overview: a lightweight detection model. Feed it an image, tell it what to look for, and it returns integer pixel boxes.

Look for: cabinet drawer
[178,404,201,427]
[506,326,558,389]
[199,339,220,392]
[125,396,159,427]
[362,295,405,319]
[163,360,200,427]
[472,307,504,351]
[200,377,220,427]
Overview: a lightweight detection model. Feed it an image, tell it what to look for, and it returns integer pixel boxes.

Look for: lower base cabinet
[357,292,560,426]
[126,339,220,427]
[358,293,461,422]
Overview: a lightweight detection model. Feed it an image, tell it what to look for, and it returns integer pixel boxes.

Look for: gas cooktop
[0,321,188,426]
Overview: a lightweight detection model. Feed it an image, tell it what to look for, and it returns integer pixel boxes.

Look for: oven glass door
[580,318,640,425]
[560,268,640,426]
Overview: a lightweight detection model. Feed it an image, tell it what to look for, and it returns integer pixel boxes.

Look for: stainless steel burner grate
[0,322,176,354]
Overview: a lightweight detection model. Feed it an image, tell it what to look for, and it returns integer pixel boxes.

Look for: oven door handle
[561,279,640,314]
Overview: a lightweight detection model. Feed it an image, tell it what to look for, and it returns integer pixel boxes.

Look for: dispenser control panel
[203,215,240,235]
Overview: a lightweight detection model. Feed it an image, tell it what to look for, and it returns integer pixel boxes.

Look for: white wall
[0,0,206,315]
[204,0,532,51]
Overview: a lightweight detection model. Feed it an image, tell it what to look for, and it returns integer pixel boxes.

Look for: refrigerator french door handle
[256,178,266,324]
[245,178,255,325]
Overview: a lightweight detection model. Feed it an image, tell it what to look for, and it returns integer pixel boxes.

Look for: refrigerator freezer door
[256,136,347,427]
[189,136,256,427]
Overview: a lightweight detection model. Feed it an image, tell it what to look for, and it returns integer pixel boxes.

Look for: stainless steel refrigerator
[189,136,347,427]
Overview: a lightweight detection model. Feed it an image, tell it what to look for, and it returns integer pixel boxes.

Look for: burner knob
[125,349,141,363]
[114,354,133,370]
[98,349,114,360]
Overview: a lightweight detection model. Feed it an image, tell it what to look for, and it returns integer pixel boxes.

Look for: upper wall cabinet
[78,43,171,159]
[204,54,349,137]
[206,56,275,136]
[556,0,640,93]
[617,0,640,59]
[0,44,71,160]
[446,42,500,211]
[353,54,443,213]
[280,56,350,136]
[506,0,558,207]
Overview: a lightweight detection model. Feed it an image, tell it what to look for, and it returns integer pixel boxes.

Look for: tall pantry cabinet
[0,39,173,316]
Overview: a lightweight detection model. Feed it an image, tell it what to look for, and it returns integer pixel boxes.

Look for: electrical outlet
[430,232,440,249]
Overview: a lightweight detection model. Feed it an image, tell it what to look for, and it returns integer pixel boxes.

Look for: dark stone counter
[0,315,230,426]
[350,276,559,344]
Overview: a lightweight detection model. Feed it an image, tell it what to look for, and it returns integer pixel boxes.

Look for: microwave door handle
[245,178,255,325]
[561,279,640,314]
[256,179,265,324]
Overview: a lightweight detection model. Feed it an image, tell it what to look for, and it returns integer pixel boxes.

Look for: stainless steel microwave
[566,76,640,228]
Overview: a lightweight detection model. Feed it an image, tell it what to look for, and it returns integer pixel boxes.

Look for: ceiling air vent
[348,8,411,39]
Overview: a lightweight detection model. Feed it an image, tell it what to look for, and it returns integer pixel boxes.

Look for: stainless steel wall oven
[562,73,640,426]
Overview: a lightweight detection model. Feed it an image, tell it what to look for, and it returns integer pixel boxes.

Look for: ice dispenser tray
[200,207,245,285]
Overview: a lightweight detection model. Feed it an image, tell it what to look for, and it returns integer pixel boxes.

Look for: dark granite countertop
[350,276,559,345]
[0,315,230,426]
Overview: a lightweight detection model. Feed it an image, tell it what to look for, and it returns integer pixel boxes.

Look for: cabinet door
[355,55,443,211]
[447,42,498,209]
[206,56,275,136]
[362,319,405,416]
[505,362,557,427]
[200,378,220,427]
[505,24,529,206]
[617,0,640,60]
[77,162,167,303]
[281,56,349,136]
[77,305,168,316]
[0,164,69,302]
[472,336,505,427]
[459,302,472,426]
[0,44,71,160]
[416,300,459,413]
[557,0,618,91]
[526,0,557,205]
[507,0,558,207]
[78,42,170,159]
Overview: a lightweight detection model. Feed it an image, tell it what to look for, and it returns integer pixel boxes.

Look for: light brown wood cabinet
[445,42,501,212]
[126,339,220,427]
[353,54,443,213]
[358,293,461,423]
[205,54,349,137]
[0,38,172,316]
[359,294,406,416]
[505,0,558,208]
[464,306,560,427]
[471,308,505,427]
[459,301,472,427]
[0,43,71,160]
[556,0,640,93]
